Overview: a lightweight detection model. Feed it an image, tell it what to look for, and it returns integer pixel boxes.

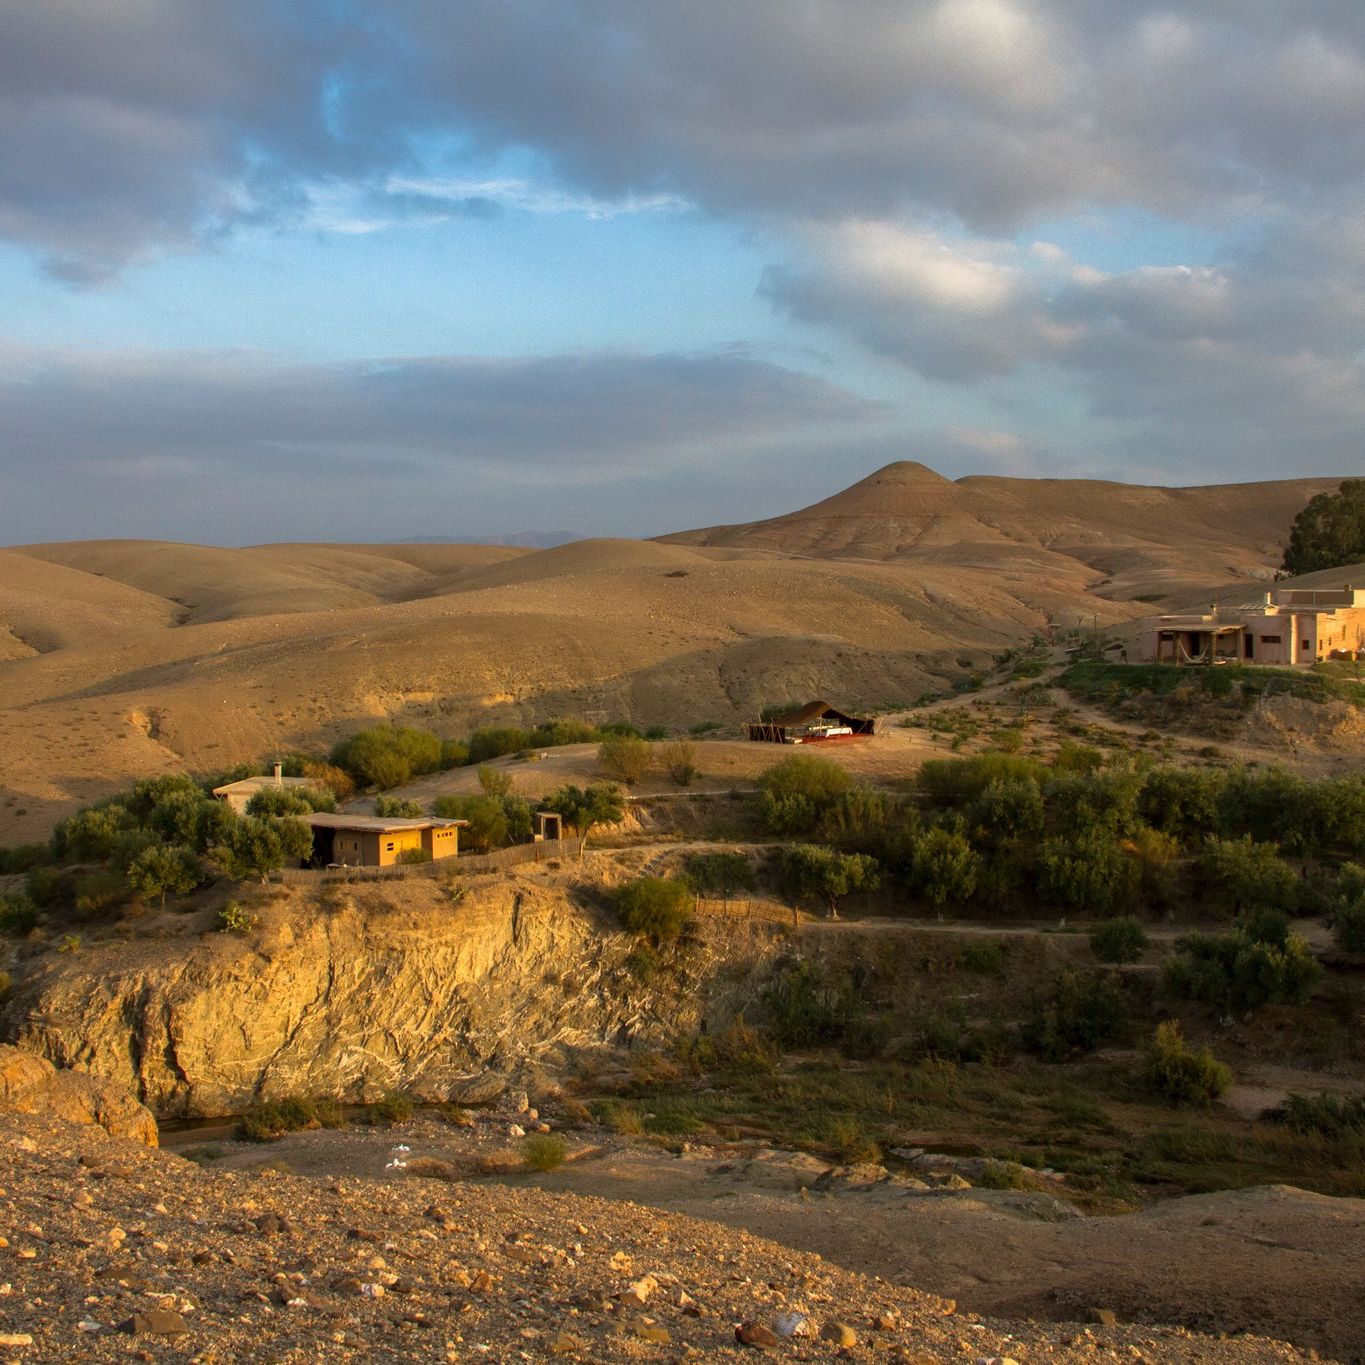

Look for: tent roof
[766,700,866,726]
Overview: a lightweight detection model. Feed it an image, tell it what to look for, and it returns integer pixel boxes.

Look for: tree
[433,794,508,852]
[780,844,880,919]
[374,794,424,818]
[1330,863,1365,953]
[1198,836,1298,917]
[330,726,442,789]
[211,816,312,884]
[544,784,625,856]
[51,803,135,862]
[1089,915,1149,964]
[910,826,980,910]
[598,735,652,784]
[1036,831,1138,916]
[1280,479,1365,575]
[247,786,335,818]
[126,842,201,908]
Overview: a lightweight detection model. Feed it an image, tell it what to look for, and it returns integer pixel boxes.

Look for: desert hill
[0,465,1346,838]
[662,461,1341,599]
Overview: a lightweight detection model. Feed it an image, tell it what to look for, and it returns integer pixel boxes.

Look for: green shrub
[1022,971,1127,1061]
[959,940,1007,976]
[918,753,1047,808]
[0,844,52,875]
[246,786,336,817]
[524,1134,568,1171]
[396,847,432,864]
[1144,1020,1232,1105]
[1329,864,1365,953]
[816,788,893,853]
[433,794,507,852]
[466,726,537,765]
[1198,836,1299,916]
[476,765,514,797]
[125,843,201,908]
[616,876,692,941]
[370,1092,413,1126]
[968,778,1045,842]
[1270,1092,1365,1138]
[759,754,853,808]
[1138,766,1224,841]
[1164,929,1321,1013]
[374,794,424,818]
[217,900,259,934]
[330,726,443,789]
[685,851,755,902]
[1090,915,1149,964]
[1044,769,1142,838]
[72,869,130,917]
[0,893,39,935]
[239,1095,344,1141]
[1036,832,1137,916]
[598,735,652,784]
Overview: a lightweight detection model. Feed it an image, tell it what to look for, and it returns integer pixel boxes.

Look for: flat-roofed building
[302,812,466,867]
[1141,585,1365,665]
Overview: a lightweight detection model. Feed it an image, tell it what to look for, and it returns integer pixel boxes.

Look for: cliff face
[3,875,782,1118]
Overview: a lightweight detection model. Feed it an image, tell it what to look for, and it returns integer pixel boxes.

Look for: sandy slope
[0,465,1344,838]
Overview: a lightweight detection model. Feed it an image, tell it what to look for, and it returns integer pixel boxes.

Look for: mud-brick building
[1142,585,1365,666]
[302,812,466,867]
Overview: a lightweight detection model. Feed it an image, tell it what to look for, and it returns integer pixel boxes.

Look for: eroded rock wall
[4,875,784,1118]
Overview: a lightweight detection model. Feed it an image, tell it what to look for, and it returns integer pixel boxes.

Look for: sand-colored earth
[0,462,1352,839]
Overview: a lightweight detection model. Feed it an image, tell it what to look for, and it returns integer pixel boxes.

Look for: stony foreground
[0,1117,1322,1364]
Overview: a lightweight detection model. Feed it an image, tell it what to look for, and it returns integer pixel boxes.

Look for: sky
[1,1,1362,545]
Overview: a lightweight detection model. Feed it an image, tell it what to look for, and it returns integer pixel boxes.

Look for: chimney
[273,761,283,786]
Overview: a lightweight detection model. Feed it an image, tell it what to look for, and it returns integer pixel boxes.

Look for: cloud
[762,216,1365,477]
[0,345,881,541]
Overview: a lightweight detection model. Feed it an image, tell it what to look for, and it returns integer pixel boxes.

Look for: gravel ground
[0,1115,1322,1364]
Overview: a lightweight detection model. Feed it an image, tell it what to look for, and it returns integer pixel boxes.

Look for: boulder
[0,1044,157,1146]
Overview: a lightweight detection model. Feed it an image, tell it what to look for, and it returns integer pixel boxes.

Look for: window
[1261,636,1280,644]
[1302,640,1310,651]
[385,841,394,852]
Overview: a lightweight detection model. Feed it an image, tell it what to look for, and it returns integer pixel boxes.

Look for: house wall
[374,828,425,866]
[422,827,460,861]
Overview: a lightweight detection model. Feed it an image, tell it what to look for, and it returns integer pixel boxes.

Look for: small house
[747,701,877,744]
[212,763,317,815]
[302,812,467,868]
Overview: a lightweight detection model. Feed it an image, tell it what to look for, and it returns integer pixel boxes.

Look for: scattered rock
[736,1321,780,1349]
[455,1074,506,1107]
[772,1311,815,1337]
[821,1318,858,1347]
[1089,1307,1119,1326]
[120,1310,190,1337]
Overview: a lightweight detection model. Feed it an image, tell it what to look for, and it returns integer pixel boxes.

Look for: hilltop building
[1141,586,1365,666]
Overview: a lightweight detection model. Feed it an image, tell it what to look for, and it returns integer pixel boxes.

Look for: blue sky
[0,2,1361,544]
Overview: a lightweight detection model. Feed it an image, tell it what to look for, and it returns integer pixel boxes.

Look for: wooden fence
[693,895,800,927]
[274,838,572,885]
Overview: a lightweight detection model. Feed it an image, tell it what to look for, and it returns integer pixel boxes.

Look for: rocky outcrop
[4,875,784,1118]
[0,1044,158,1145]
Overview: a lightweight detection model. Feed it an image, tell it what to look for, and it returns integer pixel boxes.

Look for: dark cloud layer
[0,348,880,542]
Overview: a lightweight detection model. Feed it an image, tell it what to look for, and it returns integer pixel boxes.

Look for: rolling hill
[0,463,1347,838]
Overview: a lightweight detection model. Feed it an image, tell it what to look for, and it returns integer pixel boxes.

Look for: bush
[759,755,852,808]
[331,726,443,789]
[125,842,201,908]
[0,893,38,936]
[816,789,893,854]
[1022,971,1128,1061]
[217,900,259,934]
[239,1095,345,1141]
[371,1093,414,1126]
[1138,766,1224,842]
[247,786,335,817]
[1329,863,1365,953]
[524,1134,568,1171]
[1144,1020,1232,1105]
[968,778,1044,842]
[1090,915,1149,964]
[1164,930,1321,1013]
[374,794,424,818]
[918,753,1047,808]
[476,766,514,797]
[959,940,1007,976]
[659,740,698,787]
[72,869,130,918]
[1270,1092,1365,1138]
[616,876,692,941]
[0,844,51,875]
[1036,832,1137,916]
[685,852,755,903]
[396,847,432,864]
[466,727,537,765]
[542,784,624,851]
[1044,768,1142,839]
[598,735,652,784]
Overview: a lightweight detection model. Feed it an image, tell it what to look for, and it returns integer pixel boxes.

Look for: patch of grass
[180,1143,227,1165]
[524,1134,568,1170]
[591,1099,646,1135]
[959,939,1008,977]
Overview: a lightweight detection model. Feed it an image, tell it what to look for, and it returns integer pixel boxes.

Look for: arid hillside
[0,464,1339,838]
